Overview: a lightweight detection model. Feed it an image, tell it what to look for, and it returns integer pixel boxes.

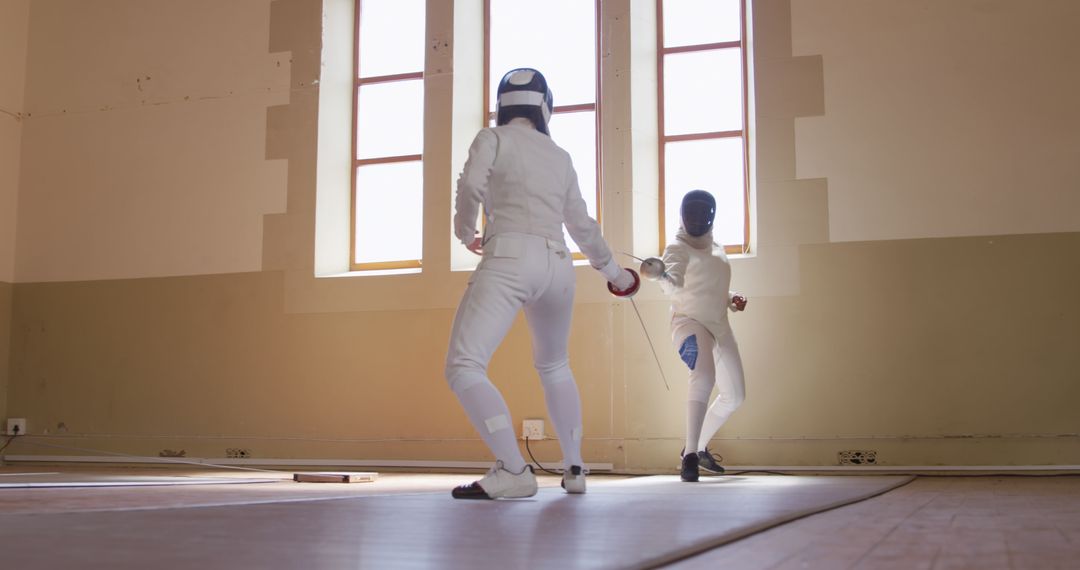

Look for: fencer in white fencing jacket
[453,119,627,285]
[659,226,739,340]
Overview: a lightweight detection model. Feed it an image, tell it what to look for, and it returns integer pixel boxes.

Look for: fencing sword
[616,253,671,391]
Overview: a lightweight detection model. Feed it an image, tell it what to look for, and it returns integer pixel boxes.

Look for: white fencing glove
[607,268,640,298]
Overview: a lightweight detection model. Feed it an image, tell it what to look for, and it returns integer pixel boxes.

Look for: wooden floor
[1,464,1078,569]
[670,475,1080,569]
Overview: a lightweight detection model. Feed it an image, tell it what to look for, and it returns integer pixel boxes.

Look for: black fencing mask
[680,190,716,237]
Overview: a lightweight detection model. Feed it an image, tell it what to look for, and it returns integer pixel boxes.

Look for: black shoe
[561,465,586,493]
[697,448,725,474]
[681,452,699,482]
[451,481,492,499]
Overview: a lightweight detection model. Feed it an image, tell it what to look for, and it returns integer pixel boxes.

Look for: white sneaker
[561,465,587,494]
[452,461,537,499]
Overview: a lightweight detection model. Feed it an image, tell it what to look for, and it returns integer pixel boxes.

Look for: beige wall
[0,281,10,421]
[15,0,288,283]
[1,0,30,284]
[792,0,1080,242]
[5,0,1079,469]
[1,0,30,421]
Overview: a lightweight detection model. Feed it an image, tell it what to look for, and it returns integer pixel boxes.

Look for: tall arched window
[351,0,426,270]
[484,0,601,254]
[658,0,750,253]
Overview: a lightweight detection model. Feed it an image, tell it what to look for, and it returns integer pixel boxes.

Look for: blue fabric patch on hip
[679,335,698,370]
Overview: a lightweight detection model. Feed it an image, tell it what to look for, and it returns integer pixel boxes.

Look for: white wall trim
[1,455,614,472]
[7,455,1080,474]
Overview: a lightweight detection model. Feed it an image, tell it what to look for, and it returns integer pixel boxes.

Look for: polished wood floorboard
[8,466,1073,568]
[668,475,1080,570]
[0,465,909,569]
[0,465,571,514]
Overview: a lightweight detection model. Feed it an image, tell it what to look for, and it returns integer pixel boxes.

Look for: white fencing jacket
[660,227,737,337]
[454,120,621,280]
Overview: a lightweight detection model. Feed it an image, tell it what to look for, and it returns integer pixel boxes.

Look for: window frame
[482,0,604,253]
[657,0,751,255]
[350,0,426,272]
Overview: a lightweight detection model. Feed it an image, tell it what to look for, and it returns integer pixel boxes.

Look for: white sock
[697,401,736,452]
[454,382,527,473]
[541,378,584,468]
[685,401,707,455]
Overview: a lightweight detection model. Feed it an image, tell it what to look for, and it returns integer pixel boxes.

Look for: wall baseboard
[0,455,615,472]
[5,455,1080,474]
[729,465,1080,472]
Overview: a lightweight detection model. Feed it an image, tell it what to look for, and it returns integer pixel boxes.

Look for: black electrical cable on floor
[524,436,563,476]
[0,434,17,455]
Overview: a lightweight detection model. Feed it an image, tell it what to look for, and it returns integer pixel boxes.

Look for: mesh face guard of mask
[681,189,716,237]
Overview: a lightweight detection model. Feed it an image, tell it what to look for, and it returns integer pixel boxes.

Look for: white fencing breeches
[445,233,584,470]
[671,315,745,453]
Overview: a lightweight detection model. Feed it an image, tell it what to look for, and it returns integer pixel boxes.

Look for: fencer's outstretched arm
[453,129,497,245]
[562,165,632,289]
[657,242,689,295]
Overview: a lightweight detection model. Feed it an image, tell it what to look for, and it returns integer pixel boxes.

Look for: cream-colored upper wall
[0,0,30,283]
[791,0,1080,243]
[15,0,289,283]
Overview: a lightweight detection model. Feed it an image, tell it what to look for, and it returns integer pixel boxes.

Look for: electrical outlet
[6,418,27,436]
[521,419,545,440]
[838,449,878,466]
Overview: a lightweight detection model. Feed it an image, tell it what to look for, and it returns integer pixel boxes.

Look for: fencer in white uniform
[641,190,748,482]
[446,68,638,499]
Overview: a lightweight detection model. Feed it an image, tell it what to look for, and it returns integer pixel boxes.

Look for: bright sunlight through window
[659,0,749,253]
[352,0,425,270]
[487,0,600,254]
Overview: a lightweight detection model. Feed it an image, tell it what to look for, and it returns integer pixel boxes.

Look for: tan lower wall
[6,231,1080,469]
[0,281,11,422]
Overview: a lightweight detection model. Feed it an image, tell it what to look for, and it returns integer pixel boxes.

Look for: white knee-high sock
[697,398,737,452]
[540,377,583,468]
[697,333,745,451]
[685,401,707,455]
[454,382,527,472]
